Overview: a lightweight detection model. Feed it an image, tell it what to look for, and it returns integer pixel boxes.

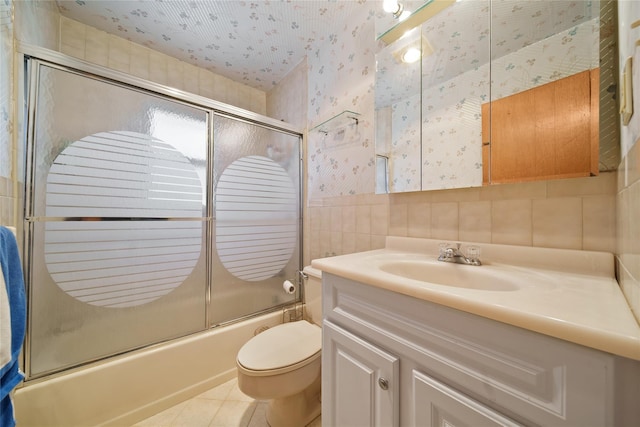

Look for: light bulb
[383,0,400,13]
[402,47,421,63]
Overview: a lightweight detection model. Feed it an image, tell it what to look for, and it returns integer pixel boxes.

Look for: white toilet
[236,267,323,427]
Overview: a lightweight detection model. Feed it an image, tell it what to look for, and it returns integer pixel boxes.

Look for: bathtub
[13,310,283,426]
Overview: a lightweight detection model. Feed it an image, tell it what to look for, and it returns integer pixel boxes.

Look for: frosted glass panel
[216,155,297,282]
[26,62,209,377]
[211,115,301,325]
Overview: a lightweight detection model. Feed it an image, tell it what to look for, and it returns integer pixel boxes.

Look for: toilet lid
[237,320,321,371]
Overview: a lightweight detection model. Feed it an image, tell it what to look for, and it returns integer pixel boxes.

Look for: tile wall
[305,173,617,265]
[57,17,267,115]
[618,142,640,322]
[616,1,640,322]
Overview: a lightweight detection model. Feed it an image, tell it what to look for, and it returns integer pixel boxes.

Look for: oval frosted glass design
[44,131,203,307]
[215,155,297,281]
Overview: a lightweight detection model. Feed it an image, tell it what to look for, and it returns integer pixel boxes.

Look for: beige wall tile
[308,228,321,263]
[342,232,357,255]
[330,231,342,256]
[617,260,640,323]
[342,205,356,232]
[430,202,458,241]
[309,207,321,231]
[431,187,480,203]
[625,140,640,187]
[84,26,109,67]
[183,63,200,94]
[481,181,546,201]
[212,74,229,103]
[60,17,86,59]
[107,34,130,73]
[617,186,631,259]
[0,194,14,226]
[198,69,216,99]
[547,173,616,197]
[355,233,371,252]
[330,206,342,232]
[355,205,371,234]
[166,58,184,90]
[320,206,331,232]
[491,199,532,246]
[388,203,407,236]
[627,180,640,280]
[407,202,430,238]
[371,234,386,250]
[129,43,150,80]
[319,230,332,258]
[532,198,583,249]
[582,195,616,253]
[371,204,388,235]
[149,50,169,85]
[459,200,491,243]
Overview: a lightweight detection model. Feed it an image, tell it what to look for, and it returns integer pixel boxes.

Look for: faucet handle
[466,245,480,261]
[438,242,448,256]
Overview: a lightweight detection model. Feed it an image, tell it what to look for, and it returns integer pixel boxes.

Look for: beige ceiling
[55,0,369,92]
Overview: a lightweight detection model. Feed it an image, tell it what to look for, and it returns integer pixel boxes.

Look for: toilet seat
[237,320,321,376]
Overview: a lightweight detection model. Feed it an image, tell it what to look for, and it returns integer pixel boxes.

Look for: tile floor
[133,377,321,427]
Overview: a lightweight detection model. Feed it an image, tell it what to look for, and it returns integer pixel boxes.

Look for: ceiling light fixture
[378,0,455,45]
[383,0,405,19]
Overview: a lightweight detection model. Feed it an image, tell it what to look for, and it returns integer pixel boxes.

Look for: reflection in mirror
[375,27,423,193]
[421,0,489,191]
[486,0,600,184]
[375,0,617,193]
[375,0,440,41]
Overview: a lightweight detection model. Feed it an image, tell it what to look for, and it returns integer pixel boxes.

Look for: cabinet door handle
[378,377,389,390]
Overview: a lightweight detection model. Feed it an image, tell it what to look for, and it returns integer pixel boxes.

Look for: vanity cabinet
[322,273,640,427]
[323,321,399,426]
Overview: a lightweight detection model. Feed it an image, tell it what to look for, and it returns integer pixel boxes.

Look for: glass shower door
[211,114,302,326]
[25,60,210,378]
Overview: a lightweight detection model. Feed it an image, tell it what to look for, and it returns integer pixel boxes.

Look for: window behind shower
[23,57,301,379]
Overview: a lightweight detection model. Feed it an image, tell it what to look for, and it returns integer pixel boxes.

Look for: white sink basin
[379,260,520,291]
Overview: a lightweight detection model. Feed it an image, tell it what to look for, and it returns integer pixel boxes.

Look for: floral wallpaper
[306,3,377,199]
[56,0,365,92]
[422,65,488,191]
[390,94,421,192]
[491,19,599,100]
[0,0,12,179]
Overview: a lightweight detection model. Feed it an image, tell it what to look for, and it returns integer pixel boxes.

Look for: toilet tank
[302,266,322,326]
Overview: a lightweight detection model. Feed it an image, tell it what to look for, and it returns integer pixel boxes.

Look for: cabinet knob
[378,377,389,390]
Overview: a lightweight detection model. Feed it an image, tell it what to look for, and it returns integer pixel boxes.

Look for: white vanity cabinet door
[412,370,523,427]
[323,320,400,427]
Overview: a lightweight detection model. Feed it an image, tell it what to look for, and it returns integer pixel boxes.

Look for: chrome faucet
[438,242,481,266]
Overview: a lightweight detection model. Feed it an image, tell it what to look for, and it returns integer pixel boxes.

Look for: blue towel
[0,227,26,427]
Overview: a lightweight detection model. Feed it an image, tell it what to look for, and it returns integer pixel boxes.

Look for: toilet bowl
[236,267,323,427]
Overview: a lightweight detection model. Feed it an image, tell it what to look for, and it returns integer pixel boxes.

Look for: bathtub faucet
[438,242,481,266]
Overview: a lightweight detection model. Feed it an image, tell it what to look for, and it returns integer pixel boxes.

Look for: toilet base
[265,375,321,427]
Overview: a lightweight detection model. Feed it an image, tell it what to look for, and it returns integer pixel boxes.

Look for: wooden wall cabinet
[482,69,599,184]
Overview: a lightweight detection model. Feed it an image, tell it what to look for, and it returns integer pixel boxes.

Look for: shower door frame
[17,43,304,381]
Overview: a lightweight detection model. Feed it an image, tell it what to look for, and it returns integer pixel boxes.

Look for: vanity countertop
[312,237,640,361]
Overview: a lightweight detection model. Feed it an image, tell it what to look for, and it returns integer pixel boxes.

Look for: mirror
[375,0,617,193]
